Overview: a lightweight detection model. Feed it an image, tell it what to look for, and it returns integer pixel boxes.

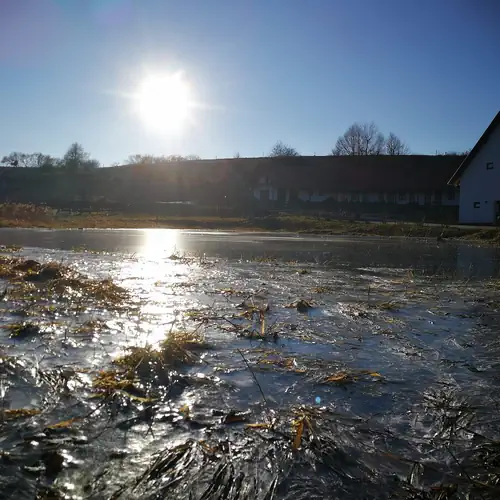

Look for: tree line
[0,122,469,168]
[269,122,410,157]
[126,154,201,165]
[269,122,470,157]
[0,145,203,170]
[1,143,100,170]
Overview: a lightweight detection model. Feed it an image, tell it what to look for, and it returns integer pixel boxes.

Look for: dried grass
[0,256,129,308]
[1,408,41,420]
[113,330,209,378]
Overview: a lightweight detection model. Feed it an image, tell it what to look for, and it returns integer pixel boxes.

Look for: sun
[135,73,192,132]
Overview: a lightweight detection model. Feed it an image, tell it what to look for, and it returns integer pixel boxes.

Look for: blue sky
[0,0,499,166]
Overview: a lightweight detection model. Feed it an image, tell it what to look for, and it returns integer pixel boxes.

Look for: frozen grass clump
[113,330,210,380]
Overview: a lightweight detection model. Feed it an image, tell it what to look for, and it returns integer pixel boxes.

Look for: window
[409,193,416,204]
[351,193,359,202]
[424,193,432,204]
[387,193,396,204]
[447,189,455,201]
[399,193,406,201]
[487,162,494,170]
[473,202,480,209]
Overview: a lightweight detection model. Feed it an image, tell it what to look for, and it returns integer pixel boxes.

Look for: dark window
[409,193,416,203]
[424,193,432,204]
[487,162,494,170]
[387,193,396,204]
[447,189,455,201]
[473,201,480,208]
[434,191,442,205]
[399,193,406,201]
[351,193,359,202]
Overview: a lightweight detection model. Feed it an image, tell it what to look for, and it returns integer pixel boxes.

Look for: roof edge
[448,111,500,185]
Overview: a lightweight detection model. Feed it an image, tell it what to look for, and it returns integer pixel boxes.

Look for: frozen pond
[0,229,499,499]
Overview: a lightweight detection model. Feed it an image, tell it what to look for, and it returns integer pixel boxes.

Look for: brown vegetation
[0,202,499,244]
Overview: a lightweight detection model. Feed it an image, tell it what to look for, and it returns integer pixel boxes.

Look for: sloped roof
[448,111,500,185]
[251,155,463,192]
[0,155,462,195]
[113,154,462,193]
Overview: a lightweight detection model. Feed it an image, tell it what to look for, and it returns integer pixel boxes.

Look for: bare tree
[435,150,470,156]
[1,152,61,168]
[2,152,24,167]
[83,159,100,170]
[37,154,60,169]
[233,152,241,159]
[332,122,385,155]
[385,132,410,155]
[269,141,300,157]
[63,143,89,170]
[127,154,155,164]
[165,155,186,162]
[63,143,99,170]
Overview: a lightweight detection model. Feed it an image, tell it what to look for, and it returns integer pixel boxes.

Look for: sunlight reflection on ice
[139,229,181,258]
[116,232,202,347]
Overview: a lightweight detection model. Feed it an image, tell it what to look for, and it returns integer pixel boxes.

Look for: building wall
[298,190,333,202]
[459,125,500,224]
[364,193,382,203]
[253,187,460,207]
[442,188,459,206]
[253,186,278,201]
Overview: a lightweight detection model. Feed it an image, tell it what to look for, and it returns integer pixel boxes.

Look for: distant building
[449,111,500,224]
[0,153,464,223]
[251,155,461,209]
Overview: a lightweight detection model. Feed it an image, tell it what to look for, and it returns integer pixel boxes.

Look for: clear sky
[0,0,499,166]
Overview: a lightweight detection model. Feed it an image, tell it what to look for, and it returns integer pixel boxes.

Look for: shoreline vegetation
[0,203,499,244]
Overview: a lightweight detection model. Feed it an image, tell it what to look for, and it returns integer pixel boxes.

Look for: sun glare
[136,73,191,132]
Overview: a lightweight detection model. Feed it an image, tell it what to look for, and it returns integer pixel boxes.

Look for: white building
[449,111,500,224]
